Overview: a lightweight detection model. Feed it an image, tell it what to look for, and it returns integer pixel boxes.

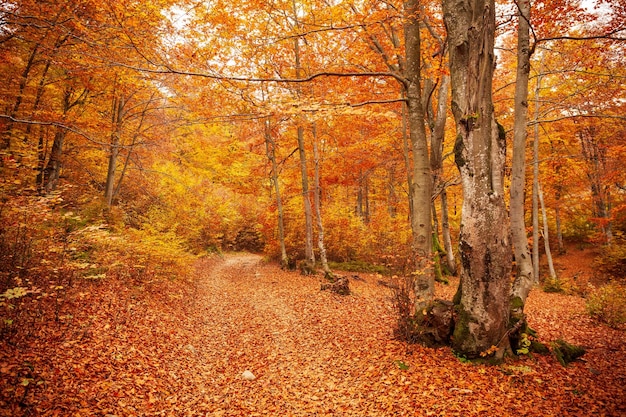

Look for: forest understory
[1,252,624,417]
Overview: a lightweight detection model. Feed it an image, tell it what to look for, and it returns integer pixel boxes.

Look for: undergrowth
[0,188,197,347]
[586,282,626,329]
[594,239,626,279]
[327,260,388,274]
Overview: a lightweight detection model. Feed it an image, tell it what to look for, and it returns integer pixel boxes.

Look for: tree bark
[401,99,414,222]
[39,128,66,193]
[539,182,557,279]
[443,0,512,358]
[428,74,456,276]
[510,0,535,308]
[312,122,331,276]
[293,35,315,265]
[579,126,613,244]
[532,71,542,282]
[404,0,433,313]
[440,190,457,275]
[105,96,125,207]
[265,118,288,267]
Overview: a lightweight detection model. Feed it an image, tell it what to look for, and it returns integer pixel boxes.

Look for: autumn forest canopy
[1,0,626,414]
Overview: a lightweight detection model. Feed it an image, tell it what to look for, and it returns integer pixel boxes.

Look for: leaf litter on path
[1,253,624,416]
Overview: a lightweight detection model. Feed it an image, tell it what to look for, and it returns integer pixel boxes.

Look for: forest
[1,0,625,415]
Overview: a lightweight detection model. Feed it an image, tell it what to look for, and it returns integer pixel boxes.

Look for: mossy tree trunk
[443,0,512,358]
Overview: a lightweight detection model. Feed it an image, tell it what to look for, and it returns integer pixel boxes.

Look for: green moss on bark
[451,305,479,358]
[552,339,586,366]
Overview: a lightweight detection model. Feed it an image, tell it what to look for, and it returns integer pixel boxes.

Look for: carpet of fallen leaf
[2,253,625,416]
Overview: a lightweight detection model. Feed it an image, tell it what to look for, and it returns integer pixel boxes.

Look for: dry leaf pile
[2,254,625,416]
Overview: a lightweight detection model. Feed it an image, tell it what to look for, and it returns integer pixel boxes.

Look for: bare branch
[344,98,406,108]
[536,28,626,44]
[527,113,626,125]
[109,60,409,86]
[0,114,125,148]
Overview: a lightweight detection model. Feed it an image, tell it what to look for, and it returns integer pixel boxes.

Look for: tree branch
[527,113,626,125]
[0,114,127,148]
[536,28,626,44]
[110,60,409,86]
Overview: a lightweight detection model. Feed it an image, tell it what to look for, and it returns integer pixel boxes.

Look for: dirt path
[180,254,625,416]
[187,253,398,415]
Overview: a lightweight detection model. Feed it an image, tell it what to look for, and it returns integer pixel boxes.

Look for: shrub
[586,282,626,328]
[595,241,626,279]
[543,275,568,293]
[391,277,418,342]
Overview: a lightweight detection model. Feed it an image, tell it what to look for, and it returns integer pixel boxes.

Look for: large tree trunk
[510,0,535,310]
[401,99,414,222]
[443,0,512,358]
[404,0,433,313]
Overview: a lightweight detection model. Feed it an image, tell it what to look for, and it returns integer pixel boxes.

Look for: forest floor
[1,252,625,416]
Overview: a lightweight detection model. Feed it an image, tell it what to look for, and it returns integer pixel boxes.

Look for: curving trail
[187,253,399,415]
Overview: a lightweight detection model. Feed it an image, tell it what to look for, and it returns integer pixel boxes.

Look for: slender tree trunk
[296,123,314,264]
[105,96,125,207]
[290,2,315,265]
[510,0,535,308]
[112,136,135,201]
[34,62,54,183]
[429,75,454,277]
[28,59,53,144]
[312,123,331,276]
[356,170,364,219]
[432,203,440,242]
[443,0,512,358]
[112,93,156,201]
[539,182,557,278]
[532,72,542,283]
[579,127,613,244]
[364,175,370,223]
[39,128,66,193]
[388,166,398,218]
[404,0,433,313]
[440,190,457,275]
[555,192,565,254]
[2,44,39,150]
[265,118,288,267]
[37,86,84,193]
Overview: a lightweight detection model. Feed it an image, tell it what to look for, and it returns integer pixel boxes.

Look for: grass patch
[328,260,389,274]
